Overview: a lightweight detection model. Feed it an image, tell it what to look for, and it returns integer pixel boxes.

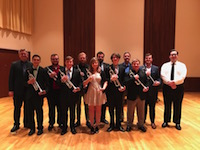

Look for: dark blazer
[9,60,32,97]
[60,67,83,106]
[125,68,149,101]
[25,67,49,100]
[106,64,125,105]
[140,65,161,102]
[45,65,65,91]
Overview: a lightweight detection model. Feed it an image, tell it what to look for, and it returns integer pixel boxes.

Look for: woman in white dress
[83,57,108,134]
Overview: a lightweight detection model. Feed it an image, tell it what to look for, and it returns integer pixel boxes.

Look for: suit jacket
[60,67,83,106]
[25,66,49,100]
[106,64,125,105]
[125,68,149,101]
[9,60,32,97]
[45,65,65,91]
[140,65,161,101]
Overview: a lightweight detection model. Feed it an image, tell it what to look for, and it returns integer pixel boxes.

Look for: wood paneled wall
[144,0,176,67]
[63,0,95,65]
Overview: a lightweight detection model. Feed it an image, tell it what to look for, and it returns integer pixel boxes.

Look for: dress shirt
[161,61,187,85]
[66,67,73,80]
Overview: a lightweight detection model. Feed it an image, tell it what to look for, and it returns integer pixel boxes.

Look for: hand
[80,71,84,77]
[153,81,160,86]
[50,72,57,78]
[8,91,14,97]
[143,87,149,92]
[28,78,36,84]
[38,90,46,96]
[61,75,68,82]
[134,74,139,80]
[111,74,118,81]
[118,86,126,92]
[146,70,151,76]
[73,87,80,93]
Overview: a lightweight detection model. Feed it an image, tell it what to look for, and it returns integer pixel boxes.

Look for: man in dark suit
[125,59,149,132]
[60,56,82,135]
[97,51,109,124]
[45,54,65,131]
[74,52,91,129]
[141,53,161,129]
[26,54,49,136]
[106,53,126,132]
[119,52,132,122]
[8,49,32,133]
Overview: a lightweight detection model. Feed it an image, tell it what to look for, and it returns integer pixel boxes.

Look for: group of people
[8,49,187,136]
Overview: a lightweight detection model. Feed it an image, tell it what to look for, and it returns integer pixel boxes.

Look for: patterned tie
[170,63,174,80]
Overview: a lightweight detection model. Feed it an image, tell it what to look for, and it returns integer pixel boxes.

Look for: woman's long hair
[89,57,100,73]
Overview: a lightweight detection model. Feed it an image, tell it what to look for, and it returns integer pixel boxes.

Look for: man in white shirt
[161,49,187,130]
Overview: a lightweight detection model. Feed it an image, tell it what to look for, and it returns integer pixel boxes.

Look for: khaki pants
[127,97,145,127]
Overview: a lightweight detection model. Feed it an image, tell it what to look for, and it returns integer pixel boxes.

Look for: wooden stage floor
[0,92,200,150]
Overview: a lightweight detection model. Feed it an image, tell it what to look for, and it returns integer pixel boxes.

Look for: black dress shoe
[86,121,92,129]
[95,127,99,133]
[126,126,132,132]
[61,129,67,135]
[118,126,125,132]
[175,124,181,130]
[151,123,157,129]
[71,128,77,134]
[138,126,146,132]
[28,129,35,136]
[10,125,20,133]
[101,119,109,124]
[162,122,169,128]
[74,121,81,127]
[107,126,114,132]
[37,130,43,136]
[90,127,95,134]
[48,125,54,131]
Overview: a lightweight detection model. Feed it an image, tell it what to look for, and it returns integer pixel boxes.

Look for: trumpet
[46,67,57,81]
[109,66,123,89]
[86,68,92,78]
[59,69,77,89]
[129,70,147,89]
[27,70,43,92]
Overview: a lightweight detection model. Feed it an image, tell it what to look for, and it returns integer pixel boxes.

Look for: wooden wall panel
[63,0,95,65]
[144,0,176,67]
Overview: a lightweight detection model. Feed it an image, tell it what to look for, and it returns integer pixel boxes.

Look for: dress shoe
[48,124,54,131]
[162,122,169,128]
[107,126,114,132]
[95,127,99,133]
[74,121,81,127]
[138,126,146,132]
[151,123,157,129]
[175,124,181,130]
[37,129,43,136]
[90,127,95,134]
[86,121,92,129]
[28,129,35,136]
[71,128,77,134]
[118,126,125,132]
[10,125,19,133]
[61,129,67,135]
[126,126,132,132]
[101,119,109,124]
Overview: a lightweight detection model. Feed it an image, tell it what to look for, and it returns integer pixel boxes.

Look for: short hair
[65,56,74,61]
[32,54,41,60]
[78,52,86,58]
[97,51,105,57]
[110,53,121,60]
[170,49,179,55]
[123,52,131,57]
[131,58,140,64]
[51,54,58,58]
[145,53,152,57]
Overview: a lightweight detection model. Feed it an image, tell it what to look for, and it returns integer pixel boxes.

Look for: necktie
[170,63,174,80]
[67,70,70,79]
[33,68,37,77]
